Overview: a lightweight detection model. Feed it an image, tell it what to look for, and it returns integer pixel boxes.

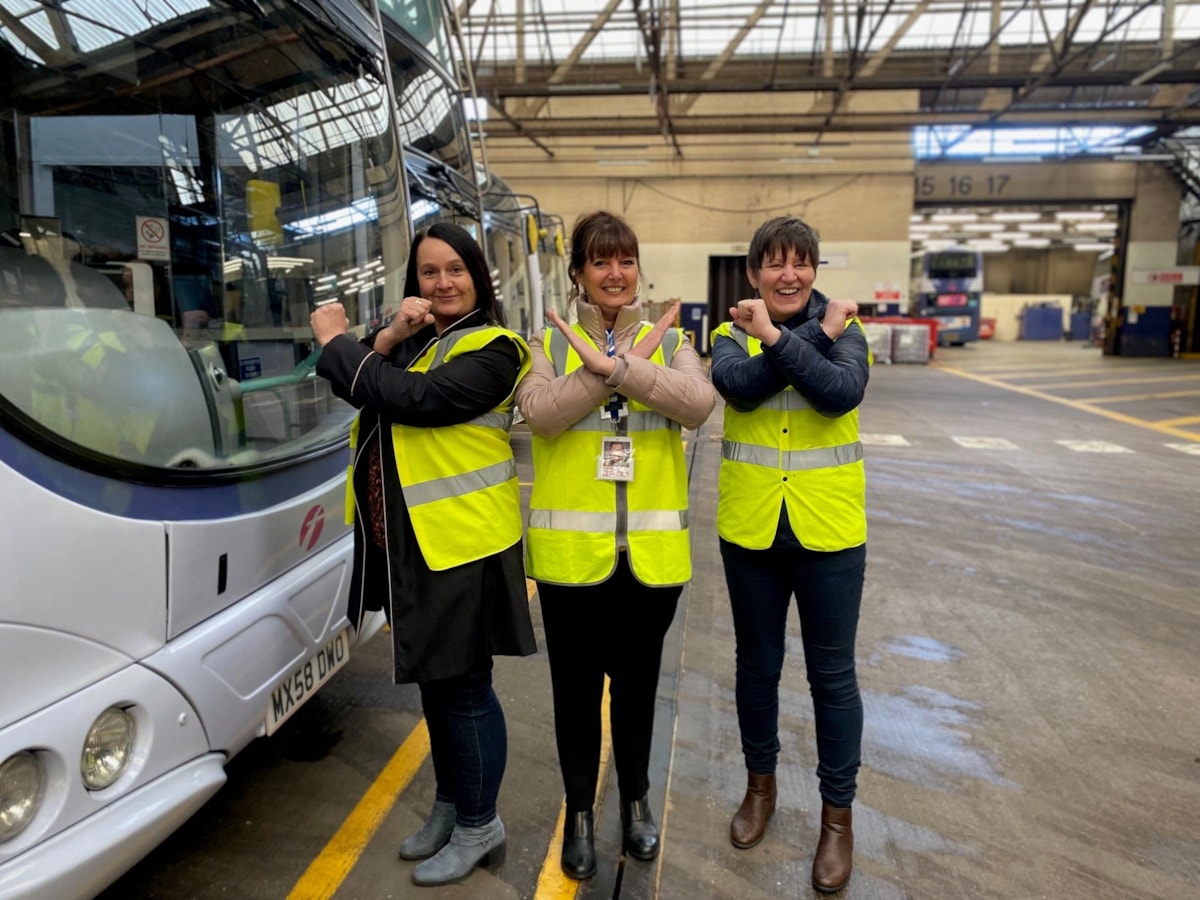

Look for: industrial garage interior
[2,3,1196,900]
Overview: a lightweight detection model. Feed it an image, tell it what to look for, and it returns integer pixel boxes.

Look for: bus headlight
[81,708,136,790]
[0,751,44,842]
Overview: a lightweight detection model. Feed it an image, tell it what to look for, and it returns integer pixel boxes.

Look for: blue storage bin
[1020,305,1063,341]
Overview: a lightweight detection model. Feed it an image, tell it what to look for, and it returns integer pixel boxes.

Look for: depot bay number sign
[913,162,1139,203]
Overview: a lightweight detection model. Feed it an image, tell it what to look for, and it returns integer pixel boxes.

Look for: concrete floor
[99,340,1200,900]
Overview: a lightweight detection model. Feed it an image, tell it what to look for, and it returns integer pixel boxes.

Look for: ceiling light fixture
[1056,211,1106,222]
[549,82,622,92]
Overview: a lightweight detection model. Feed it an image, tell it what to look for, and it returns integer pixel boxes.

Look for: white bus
[0,0,423,896]
[0,1,564,893]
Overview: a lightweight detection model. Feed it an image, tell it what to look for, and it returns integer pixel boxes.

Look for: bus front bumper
[0,754,226,900]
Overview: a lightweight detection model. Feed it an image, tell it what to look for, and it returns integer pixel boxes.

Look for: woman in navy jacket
[710,215,869,894]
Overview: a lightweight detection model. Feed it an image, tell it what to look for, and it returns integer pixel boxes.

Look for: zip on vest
[545,323,682,552]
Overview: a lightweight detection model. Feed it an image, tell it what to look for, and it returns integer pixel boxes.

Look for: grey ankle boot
[411,816,506,887]
[398,799,456,860]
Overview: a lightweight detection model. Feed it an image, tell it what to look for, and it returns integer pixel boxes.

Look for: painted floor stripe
[1155,415,1200,427]
[287,722,431,900]
[861,432,911,446]
[1087,389,1200,404]
[935,365,1200,443]
[951,436,1020,450]
[999,364,1172,379]
[1166,443,1200,455]
[1031,373,1200,390]
[1055,440,1134,453]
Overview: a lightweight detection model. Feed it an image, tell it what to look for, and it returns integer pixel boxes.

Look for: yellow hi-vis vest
[345,325,532,571]
[713,322,866,552]
[526,322,690,587]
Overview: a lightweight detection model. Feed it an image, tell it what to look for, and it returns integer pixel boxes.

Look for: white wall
[1123,241,1179,309]
[981,293,1072,341]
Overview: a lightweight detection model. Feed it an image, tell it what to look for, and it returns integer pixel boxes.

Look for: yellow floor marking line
[527,578,538,600]
[1086,388,1200,404]
[936,366,1200,443]
[1030,372,1200,390]
[287,721,431,900]
[998,363,1176,380]
[1156,415,1200,427]
[534,677,614,900]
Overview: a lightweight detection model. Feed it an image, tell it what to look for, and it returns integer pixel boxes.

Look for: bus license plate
[266,629,350,735]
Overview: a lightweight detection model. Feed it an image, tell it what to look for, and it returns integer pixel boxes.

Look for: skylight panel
[1064,5,1164,46]
[71,0,210,36]
[914,125,1158,159]
[897,11,990,51]
[586,25,642,60]
[1178,6,1200,39]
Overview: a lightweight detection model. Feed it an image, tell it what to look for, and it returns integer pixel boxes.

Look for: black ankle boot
[561,810,596,879]
[620,795,659,861]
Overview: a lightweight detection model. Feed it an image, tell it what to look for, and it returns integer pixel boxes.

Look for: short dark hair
[404,222,504,325]
[567,211,640,291]
[747,216,820,275]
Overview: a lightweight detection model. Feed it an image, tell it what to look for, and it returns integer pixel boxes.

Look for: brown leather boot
[729,771,776,849]
[811,802,853,893]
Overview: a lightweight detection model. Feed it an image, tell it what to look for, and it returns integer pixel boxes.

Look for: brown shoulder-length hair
[403,222,505,325]
[747,215,820,275]
[567,210,640,295]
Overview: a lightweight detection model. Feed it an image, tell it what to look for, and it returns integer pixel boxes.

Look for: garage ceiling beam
[479,106,1200,138]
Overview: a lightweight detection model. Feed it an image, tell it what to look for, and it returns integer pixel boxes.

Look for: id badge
[597,435,634,482]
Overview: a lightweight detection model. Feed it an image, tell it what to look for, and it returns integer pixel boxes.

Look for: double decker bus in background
[909,246,984,345]
[0,1,561,897]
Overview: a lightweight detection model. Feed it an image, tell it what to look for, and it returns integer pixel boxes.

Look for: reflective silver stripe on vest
[722,440,863,470]
[528,509,688,532]
[547,323,680,375]
[726,326,750,352]
[565,409,678,433]
[760,390,810,411]
[403,458,516,508]
[429,325,488,368]
[466,410,514,430]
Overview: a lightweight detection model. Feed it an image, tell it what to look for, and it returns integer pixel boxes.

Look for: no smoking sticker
[136,215,170,260]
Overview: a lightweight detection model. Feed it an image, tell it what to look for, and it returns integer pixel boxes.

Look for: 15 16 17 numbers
[915,174,1010,197]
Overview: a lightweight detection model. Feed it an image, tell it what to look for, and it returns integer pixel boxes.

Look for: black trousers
[537,554,681,813]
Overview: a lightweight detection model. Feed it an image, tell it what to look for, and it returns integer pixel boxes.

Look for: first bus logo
[299,504,325,551]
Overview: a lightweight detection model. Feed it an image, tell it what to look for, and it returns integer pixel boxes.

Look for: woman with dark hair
[711,214,870,894]
[516,210,715,879]
[310,222,536,888]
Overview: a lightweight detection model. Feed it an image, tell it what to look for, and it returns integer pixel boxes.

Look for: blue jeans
[720,535,866,808]
[419,666,506,827]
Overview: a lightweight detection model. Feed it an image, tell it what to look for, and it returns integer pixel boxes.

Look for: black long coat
[316,311,536,683]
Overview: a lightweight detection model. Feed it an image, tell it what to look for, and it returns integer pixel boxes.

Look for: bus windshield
[0,0,410,474]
